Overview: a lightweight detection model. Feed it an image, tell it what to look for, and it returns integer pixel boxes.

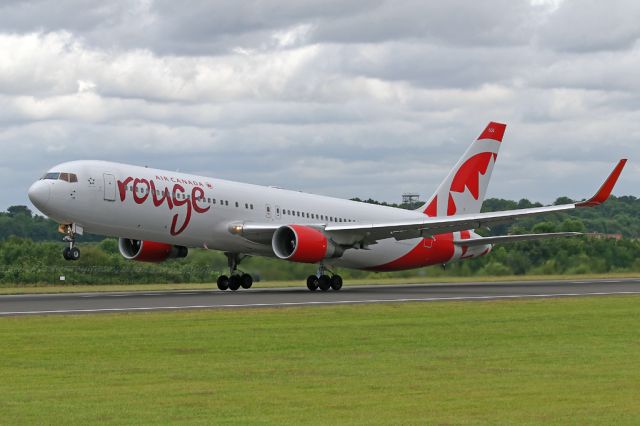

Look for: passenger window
[235,202,239,207]
[250,204,254,209]
[225,200,229,206]
[213,199,216,204]
[246,203,249,209]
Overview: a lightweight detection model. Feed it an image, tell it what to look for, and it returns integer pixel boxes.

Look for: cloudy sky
[1,0,638,211]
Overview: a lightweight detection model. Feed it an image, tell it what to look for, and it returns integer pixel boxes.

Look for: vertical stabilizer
[417,122,506,217]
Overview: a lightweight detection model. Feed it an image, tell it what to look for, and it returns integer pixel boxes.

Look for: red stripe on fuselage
[368,233,455,272]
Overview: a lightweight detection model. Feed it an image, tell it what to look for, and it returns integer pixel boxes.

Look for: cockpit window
[42,172,60,180]
[41,172,78,182]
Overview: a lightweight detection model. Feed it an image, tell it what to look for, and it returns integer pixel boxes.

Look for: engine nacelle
[272,225,341,263]
[118,238,188,262]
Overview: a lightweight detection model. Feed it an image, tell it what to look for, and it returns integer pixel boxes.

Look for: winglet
[576,159,627,207]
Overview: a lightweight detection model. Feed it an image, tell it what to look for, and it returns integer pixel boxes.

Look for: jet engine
[118,238,188,262]
[272,225,342,263]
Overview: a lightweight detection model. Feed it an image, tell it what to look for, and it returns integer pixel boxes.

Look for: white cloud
[0,0,638,211]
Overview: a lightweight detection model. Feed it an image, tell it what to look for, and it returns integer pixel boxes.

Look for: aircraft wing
[232,159,626,247]
[323,159,627,245]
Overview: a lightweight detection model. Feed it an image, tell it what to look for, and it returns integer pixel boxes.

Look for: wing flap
[453,232,582,247]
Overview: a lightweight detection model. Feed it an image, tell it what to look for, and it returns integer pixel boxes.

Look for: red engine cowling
[118,238,188,262]
[272,225,340,263]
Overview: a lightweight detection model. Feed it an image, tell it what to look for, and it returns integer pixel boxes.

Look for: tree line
[0,196,638,285]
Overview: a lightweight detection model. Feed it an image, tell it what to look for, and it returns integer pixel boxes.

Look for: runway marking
[2,290,640,316]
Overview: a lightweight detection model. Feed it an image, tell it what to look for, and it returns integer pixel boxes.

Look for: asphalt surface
[1,278,640,316]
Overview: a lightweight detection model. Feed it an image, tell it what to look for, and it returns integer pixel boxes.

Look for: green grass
[1,271,639,295]
[1,296,639,424]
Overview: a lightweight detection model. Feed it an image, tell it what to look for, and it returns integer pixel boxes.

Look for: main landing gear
[216,252,253,291]
[61,224,81,261]
[306,264,343,292]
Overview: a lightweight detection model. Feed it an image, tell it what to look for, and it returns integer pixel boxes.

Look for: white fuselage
[28,160,489,271]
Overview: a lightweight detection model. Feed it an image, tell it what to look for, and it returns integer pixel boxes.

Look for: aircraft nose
[28,180,50,209]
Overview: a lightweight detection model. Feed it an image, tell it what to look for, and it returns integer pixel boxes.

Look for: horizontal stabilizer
[453,232,582,247]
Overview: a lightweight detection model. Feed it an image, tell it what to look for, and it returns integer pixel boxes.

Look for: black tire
[240,273,253,289]
[217,275,229,290]
[318,275,331,292]
[306,275,319,291]
[330,275,343,291]
[70,247,80,261]
[229,275,241,291]
[62,247,71,261]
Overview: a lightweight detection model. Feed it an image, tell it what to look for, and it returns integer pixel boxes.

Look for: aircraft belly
[334,233,457,271]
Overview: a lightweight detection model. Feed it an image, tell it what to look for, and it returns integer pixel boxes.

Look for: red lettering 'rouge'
[117,177,210,236]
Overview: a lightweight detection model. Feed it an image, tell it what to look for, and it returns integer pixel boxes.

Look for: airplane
[27,122,627,292]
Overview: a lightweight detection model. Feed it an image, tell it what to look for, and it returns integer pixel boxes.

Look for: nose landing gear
[60,224,81,261]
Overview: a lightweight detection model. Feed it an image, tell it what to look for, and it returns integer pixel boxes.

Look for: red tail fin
[417,122,506,217]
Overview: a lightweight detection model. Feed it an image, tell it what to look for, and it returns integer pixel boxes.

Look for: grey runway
[1,278,640,316]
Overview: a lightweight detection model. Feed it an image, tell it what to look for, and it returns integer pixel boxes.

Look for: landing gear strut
[216,252,253,291]
[307,263,343,292]
[61,224,81,261]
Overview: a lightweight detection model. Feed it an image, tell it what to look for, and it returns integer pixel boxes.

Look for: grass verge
[1,296,639,424]
[0,272,639,295]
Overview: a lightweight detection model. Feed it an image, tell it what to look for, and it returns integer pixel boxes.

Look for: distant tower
[402,192,420,208]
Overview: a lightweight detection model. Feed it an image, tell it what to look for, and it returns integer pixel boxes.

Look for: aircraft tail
[417,122,506,217]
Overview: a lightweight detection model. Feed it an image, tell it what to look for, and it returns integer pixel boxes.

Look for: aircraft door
[103,173,116,201]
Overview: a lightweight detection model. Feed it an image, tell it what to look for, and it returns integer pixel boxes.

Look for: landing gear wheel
[228,275,241,291]
[330,275,343,291]
[318,275,331,292]
[217,275,229,291]
[240,273,253,289]
[63,247,71,261]
[306,275,319,291]
[69,247,80,261]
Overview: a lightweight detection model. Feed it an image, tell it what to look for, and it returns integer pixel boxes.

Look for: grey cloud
[537,0,640,53]
[0,0,639,211]
[0,0,536,55]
